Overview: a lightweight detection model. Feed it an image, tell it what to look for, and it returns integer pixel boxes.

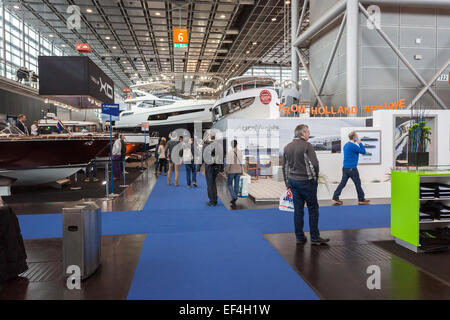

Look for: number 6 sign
[173,28,188,44]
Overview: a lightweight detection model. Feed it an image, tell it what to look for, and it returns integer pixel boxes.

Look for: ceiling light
[246,50,250,54]
[122,61,126,64]
[155,12,161,16]
[86,8,92,13]
[252,42,257,45]
[105,36,110,40]
[112,46,116,49]
[61,44,66,47]
[13,5,19,9]
[220,14,225,18]
[271,18,277,21]
[235,64,239,67]
[49,34,54,37]
[160,38,164,41]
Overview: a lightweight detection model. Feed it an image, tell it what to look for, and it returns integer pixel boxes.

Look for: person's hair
[18,114,25,119]
[348,131,357,140]
[231,139,238,148]
[33,121,38,125]
[178,136,183,141]
[294,124,308,138]
[210,135,216,141]
[160,137,166,146]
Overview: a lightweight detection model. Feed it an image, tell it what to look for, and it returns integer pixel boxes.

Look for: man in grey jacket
[283,124,329,246]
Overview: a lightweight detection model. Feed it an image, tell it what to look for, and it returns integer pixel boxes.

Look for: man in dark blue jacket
[15,114,28,135]
[332,131,370,205]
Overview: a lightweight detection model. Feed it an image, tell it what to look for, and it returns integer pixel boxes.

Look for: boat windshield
[223,78,275,97]
[138,99,175,108]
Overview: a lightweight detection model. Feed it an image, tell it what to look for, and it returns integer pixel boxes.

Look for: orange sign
[173,28,188,44]
[76,43,92,53]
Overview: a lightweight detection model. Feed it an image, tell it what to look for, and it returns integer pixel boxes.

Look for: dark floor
[8,164,157,215]
[264,228,450,300]
[0,234,146,300]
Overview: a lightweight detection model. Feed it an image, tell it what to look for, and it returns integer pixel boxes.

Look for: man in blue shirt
[332,131,370,205]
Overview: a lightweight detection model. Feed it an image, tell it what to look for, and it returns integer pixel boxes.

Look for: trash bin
[62,201,101,280]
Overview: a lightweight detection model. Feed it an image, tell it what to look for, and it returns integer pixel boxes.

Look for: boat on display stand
[0,124,110,186]
[113,81,215,138]
[211,76,301,132]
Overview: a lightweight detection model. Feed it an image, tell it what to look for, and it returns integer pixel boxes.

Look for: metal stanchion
[104,162,112,201]
[70,169,82,190]
[120,158,128,188]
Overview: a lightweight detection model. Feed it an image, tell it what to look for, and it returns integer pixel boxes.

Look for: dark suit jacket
[15,121,28,135]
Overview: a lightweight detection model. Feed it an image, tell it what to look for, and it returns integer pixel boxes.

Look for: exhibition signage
[38,56,115,105]
[259,90,272,105]
[102,103,120,194]
[76,43,92,53]
[436,72,449,83]
[173,28,188,49]
[141,121,149,132]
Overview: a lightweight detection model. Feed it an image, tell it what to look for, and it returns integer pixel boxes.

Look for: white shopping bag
[238,175,250,198]
[279,189,295,212]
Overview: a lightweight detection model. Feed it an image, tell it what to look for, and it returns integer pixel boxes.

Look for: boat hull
[0,167,82,186]
[0,137,110,169]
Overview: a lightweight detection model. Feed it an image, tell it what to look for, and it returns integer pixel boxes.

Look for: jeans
[227,173,241,200]
[112,155,121,178]
[332,167,365,202]
[85,161,97,178]
[205,164,219,204]
[288,178,320,241]
[185,163,197,186]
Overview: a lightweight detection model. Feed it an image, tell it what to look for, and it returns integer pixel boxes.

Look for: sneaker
[84,178,90,182]
[206,202,217,207]
[187,185,191,188]
[311,237,330,245]
[358,199,370,205]
[296,238,307,245]
[193,182,198,187]
[230,198,237,205]
[93,178,99,182]
[332,199,343,205]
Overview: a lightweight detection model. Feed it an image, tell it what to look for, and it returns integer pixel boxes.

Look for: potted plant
[407,120,431,166]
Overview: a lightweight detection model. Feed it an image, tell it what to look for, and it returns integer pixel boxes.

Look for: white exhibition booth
[225,109,450,201]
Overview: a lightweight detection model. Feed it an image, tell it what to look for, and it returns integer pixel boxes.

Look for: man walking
[203,134,223,207]
[184,137,197,188]
[283,124,329,246]
[332,131,370,205]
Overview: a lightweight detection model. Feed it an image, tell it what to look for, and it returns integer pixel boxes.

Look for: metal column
[346,0,359,114]
[291,0,299,89]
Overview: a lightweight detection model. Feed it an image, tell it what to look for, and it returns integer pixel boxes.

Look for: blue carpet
[17,166,391,299]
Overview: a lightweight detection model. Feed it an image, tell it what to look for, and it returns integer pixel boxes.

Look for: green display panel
[391,171,420,246]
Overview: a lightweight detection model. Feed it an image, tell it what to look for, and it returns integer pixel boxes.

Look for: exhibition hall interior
[1,0,450,305]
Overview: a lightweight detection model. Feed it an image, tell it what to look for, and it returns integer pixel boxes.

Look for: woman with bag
[225,140,243,205]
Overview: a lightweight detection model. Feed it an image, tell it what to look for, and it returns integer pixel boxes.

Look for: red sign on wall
[259,90,272,105]
[76,43,92,53]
